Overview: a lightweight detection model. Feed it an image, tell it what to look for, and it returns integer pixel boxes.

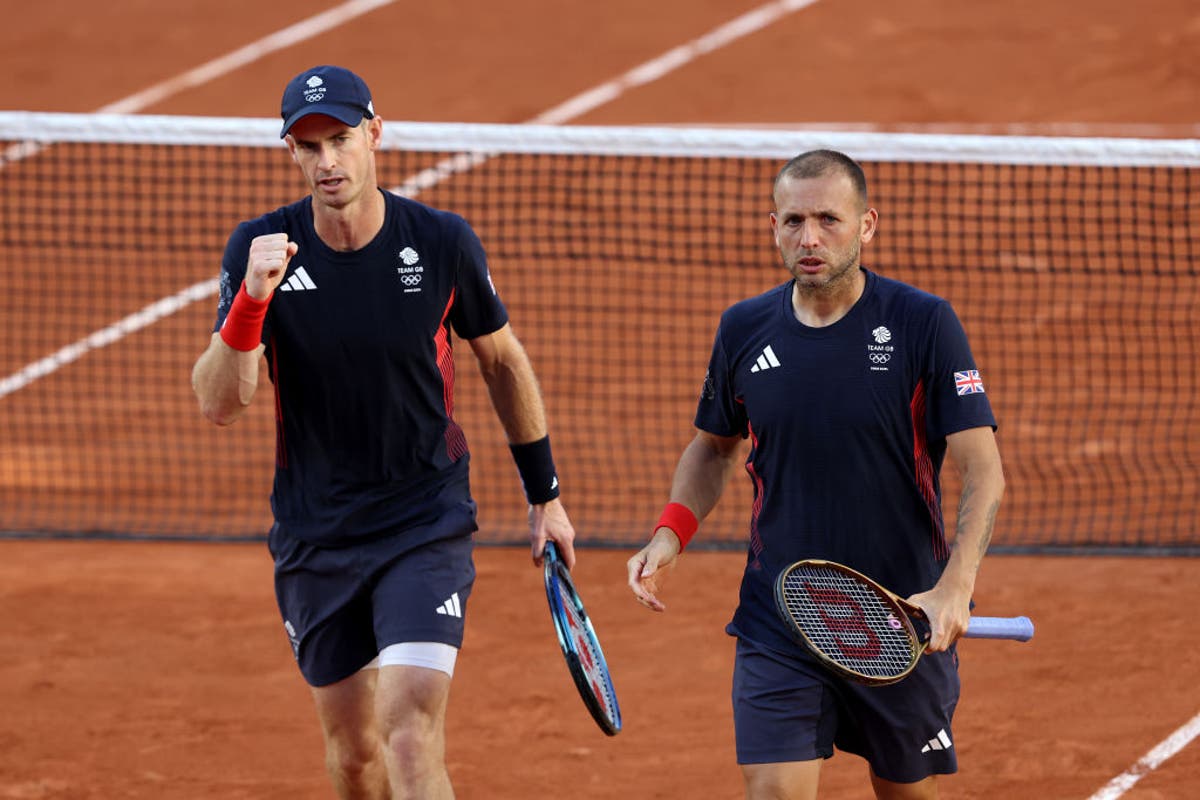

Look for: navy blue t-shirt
[696,269,996,655]
[213,190,508,546]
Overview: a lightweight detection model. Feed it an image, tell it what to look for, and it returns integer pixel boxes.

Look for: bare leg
[870,768,939,800]
[375,664,455,800]
[741,759,822,800]
[310,669,390,799]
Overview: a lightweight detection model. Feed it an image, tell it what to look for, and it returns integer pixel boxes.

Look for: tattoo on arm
[955,484,1000,571]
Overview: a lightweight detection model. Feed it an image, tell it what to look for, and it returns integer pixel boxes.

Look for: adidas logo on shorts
[921,728,953,753]
[435,592,462,618]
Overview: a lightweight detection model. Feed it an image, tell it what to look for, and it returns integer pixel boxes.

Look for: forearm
[191,333,263,425]
[193,265,277,424]
[473,329,567,509]
[667,434,741,522]
[643,432,740,555]
[939,458,1005,595]
[912,430,1004,649]
[478,344,548,444]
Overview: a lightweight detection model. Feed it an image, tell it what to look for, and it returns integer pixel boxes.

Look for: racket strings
[556,581,620,719]
[781,569,918,679]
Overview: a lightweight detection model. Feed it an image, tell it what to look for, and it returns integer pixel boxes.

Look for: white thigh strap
[362,642,458,677]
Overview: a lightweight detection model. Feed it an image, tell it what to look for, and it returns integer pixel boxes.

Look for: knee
[324,729,384,784]
[743,772,788,800]
[382,705,443,764]
[375,667,452,773]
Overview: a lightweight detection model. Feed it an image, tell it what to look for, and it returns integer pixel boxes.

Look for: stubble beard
[789,240,861,299]
[309,169,361,213]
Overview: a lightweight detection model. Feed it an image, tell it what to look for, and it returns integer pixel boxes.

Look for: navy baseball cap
[279,65,375,138]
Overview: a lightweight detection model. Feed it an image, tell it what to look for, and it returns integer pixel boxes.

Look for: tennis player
[627,150,1005,799]
[191,65,575,799]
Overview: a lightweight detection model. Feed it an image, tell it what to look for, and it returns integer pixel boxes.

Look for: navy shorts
[268,504,477,687]
[732,636,960,782]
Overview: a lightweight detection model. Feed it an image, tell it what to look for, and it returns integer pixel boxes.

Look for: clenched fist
[245,233,298,300]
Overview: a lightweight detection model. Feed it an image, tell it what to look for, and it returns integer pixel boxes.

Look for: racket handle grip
[966,615,1035,642]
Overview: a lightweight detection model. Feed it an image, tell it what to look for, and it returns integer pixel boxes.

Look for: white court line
[529,0,820,125]
[395,0,817,192]
[2,0,397,397]
[0,281,216,400]
[2,0,814,396]
[1086,711,1200,800]
[2,0,396,164]
[97,0,397,114]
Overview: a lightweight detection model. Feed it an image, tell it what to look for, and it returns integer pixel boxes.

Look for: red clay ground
[3,1,1199,798]
[2,543,1199,799]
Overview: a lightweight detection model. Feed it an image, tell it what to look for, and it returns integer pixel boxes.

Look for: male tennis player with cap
[192,64,575,799]
[627,150,1005,799]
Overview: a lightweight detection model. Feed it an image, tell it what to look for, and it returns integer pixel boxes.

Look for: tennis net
[1,112,1197,552]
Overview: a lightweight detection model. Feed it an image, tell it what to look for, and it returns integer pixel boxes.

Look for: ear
[860,207,879,244]
[284,135,299,164]
[366,116,383,151]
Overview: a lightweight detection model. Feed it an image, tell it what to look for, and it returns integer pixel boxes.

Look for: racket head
[543,542,622,735]
[774,559,924,686]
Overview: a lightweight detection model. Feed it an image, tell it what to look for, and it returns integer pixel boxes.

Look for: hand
[245,233,297,299]
[907,583,972,653]
[626,529,682,612]
[529,498,576,569]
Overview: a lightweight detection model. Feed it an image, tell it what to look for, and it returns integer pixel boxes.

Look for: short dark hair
[774,150,869,208]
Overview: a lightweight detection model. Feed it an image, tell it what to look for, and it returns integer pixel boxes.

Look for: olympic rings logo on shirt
[869,353,891,364]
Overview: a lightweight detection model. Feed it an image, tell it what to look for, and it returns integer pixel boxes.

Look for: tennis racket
[543,541,622,735]
[774,559,1034,686]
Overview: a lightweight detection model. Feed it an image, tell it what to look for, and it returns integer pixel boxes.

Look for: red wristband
[219,283,270,351]
[656,502,698,550]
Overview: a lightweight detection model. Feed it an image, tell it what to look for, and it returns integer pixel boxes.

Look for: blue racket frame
[543,542,622,735]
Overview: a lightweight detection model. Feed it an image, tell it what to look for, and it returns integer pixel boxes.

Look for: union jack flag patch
[954,370,985,396]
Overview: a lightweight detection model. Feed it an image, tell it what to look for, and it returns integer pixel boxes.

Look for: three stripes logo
[921,728,953,753]
[279,266,317,292]
[435,592,462,618]
[750,344,781,373]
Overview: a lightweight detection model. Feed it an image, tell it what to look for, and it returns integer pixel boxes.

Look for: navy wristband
[509,436,560,505]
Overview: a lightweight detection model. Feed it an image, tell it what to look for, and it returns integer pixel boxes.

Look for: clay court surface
[3,1,1199,798]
